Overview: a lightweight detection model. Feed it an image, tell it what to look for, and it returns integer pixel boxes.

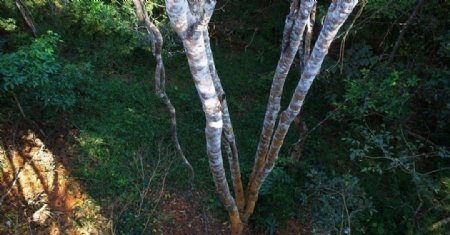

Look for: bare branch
[15,0,37,36]
[388,0,424,62]
[133,0,194,185]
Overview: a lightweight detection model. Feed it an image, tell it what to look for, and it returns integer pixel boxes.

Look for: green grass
[66,45,295,232]
[64,40,450,234]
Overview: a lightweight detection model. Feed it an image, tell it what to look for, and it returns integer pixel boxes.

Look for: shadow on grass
[0,71,230,234]
[0,121,110,234]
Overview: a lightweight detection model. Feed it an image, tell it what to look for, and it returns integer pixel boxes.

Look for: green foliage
[0,18,16,32]
[70,76,176,233]
[342,67,417,121]
[365,0,416,19]
[327,34,449,233]
[300,170,372,234]
[0,31,82,110]
[253,158,296,234]
[0,0,448,234]
[65,0,138,66]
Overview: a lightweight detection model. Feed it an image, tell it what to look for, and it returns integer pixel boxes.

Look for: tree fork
[162,0,359,233]
[244,0,316,221]
[165,0,242,230]
[247,0,316,197]
[244,0,359,219]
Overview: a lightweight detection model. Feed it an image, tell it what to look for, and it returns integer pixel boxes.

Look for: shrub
[0,31,83,111]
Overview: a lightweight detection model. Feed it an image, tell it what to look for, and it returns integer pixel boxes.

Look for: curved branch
[15,0,37,36]
[133,0,194,185]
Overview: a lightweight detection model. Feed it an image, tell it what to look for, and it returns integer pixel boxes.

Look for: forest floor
[0,121,232,234]
[0,44,309,234]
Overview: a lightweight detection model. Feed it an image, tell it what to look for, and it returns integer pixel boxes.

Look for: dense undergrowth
[1,0,449,234]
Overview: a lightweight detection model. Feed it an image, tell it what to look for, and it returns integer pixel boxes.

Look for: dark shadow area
[0,118,110,234]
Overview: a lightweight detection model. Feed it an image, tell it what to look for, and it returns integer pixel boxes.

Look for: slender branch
[0,167,23,205]
[339,0,366,73]
[15,0,37,36]
[303,2,317,70]
[388,0,424,62]
[293,2,317,162]
[133,0,194,186]
[11,91,26,118]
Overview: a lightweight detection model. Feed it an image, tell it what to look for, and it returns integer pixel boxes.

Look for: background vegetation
[0,0,448,234]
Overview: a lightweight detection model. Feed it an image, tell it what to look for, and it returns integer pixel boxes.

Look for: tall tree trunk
[244,0,316,221]
[163,0,358,233]
[165,0,243,233]
[203,30,245,211]
[244,0,359,220]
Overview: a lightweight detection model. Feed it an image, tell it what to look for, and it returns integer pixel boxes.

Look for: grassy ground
[3,37,447,234]
[0,39,356,233]
[63,44,302,233]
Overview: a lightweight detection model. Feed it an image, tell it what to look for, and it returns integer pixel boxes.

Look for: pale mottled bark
[245,0,316,220]
[304,2,316,67]
[298,2,316,71]
[15,0,37,36]
[203,30,245,211]
[294,2,316,161]
[165,0,242,232]
[163,0,358,232]
[244,0,359,219]
[132,0,194,184]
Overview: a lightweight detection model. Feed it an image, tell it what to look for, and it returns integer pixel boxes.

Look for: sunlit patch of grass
[0,130,109,234]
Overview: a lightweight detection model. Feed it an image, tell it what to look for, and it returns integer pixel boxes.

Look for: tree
[134,0,358,233]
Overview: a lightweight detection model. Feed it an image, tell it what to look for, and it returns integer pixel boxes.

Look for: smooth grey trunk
[262,0,359,185]
[244,0,358,220]
[244,0,316,220]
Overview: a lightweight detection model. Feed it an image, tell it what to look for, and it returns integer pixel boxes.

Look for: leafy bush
[255,158,297,234]
[0,17,16,32]
[299,170,372,234]
[342,66,418,121]
[0,31,83,110]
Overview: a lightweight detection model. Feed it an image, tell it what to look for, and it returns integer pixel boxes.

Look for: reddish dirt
[0,124,109,234]
[0,121,229,235]
[0,120,305,234]
[155,190,230,234]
